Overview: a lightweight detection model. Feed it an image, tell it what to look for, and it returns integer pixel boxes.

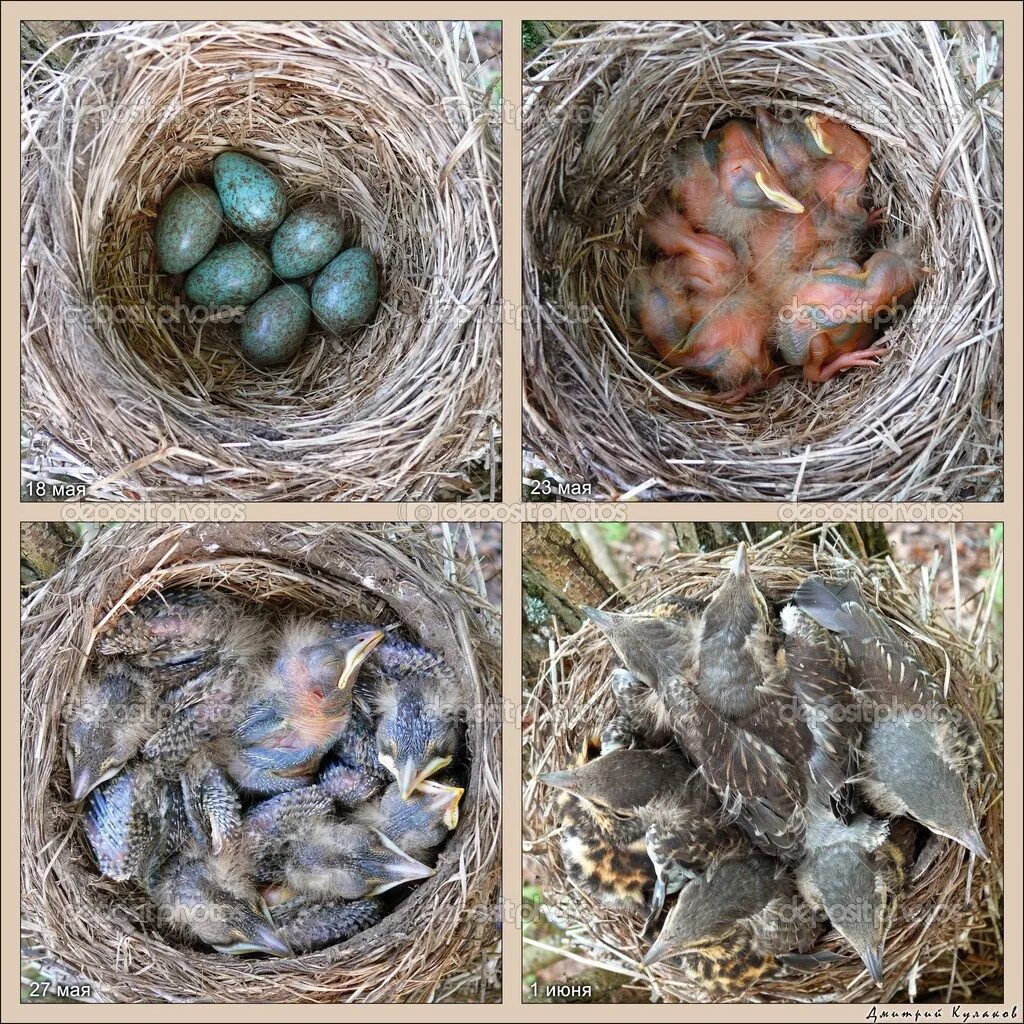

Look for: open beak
[397,755,452,800]
[805,114,834,155]
[336,629,385,691]
[419,780,464,830]
[755,171,804,213]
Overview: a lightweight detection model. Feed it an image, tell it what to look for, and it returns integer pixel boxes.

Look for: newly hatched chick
[793,577,988,860]
[222,619,385,794]
[150,840,292,957]
[362,629,465,799]
[537,747,697,914]
[773,244,922,382]
[632,258,778,403]
[643,855,822,998]
[66,660,159,801]
[670,120,805,257]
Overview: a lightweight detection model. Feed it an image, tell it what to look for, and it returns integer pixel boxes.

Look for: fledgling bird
[670,119,805,257]
[220,619,385,794]
[271,897,383,954]
[587,551,810,856]
[793,577,989,860]
[796,805,910,986]
[537,748,734,921]
[691,543,782,718]
[643,854,823,999]
[781,605,861,821]
[357,778,464,862]
[772,243,922,382]
[150,840,292,957]
[66,660,160,801]
[362,630,465,799]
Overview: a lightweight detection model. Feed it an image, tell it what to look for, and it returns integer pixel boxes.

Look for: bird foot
[808,347,887,383]
[866,207,887,228]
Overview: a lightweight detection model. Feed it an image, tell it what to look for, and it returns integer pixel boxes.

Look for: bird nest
[22,21,500,501]
[523,529,1003,1003]
[22,522,501,1002]
[523,20,1003,501]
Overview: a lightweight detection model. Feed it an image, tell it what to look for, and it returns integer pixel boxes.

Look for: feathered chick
[96,589,263,674]
[587,552,809,856]
[318,673,391,809]
[692,543,782,719]
[271,897,383,954]
[356,778,463,862]
[537,747,716,916]
[243,788,434,904]
[362,630,465,799]
[221,619,385,794]
[150,840,292,957]
[781,604,861,821]
[83,762,169,883]
[793,577,989,860]
[796,806,909,986]
[670,120,804,257]
[643,855,822,998]
[66,660,159,801]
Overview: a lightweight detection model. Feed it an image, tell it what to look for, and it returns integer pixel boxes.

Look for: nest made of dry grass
[22,20,500,501]
[523,527,1003,1003]
[523,20,1003,501]
[21,522,501,1003]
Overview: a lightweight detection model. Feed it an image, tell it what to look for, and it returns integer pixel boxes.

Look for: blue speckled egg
[241,283,312,366]
[212,152,287,234]
[311,247,380,334]
[271,206,345,279]
[184,241,272,309]
[155,182,223,273]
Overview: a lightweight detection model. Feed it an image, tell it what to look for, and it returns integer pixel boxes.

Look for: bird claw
[810,346,887,382]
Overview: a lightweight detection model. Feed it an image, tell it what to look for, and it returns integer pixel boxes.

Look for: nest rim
[522,19,1003,502]
[21,522,502,1003]
[21,20,500,502]
[522,527,1003,1004]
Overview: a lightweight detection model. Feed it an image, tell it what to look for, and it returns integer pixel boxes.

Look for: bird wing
[668,681,805,855]
[781,606,862,821]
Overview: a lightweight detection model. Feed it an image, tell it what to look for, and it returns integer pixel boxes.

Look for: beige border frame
[5,3,1021,1017]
